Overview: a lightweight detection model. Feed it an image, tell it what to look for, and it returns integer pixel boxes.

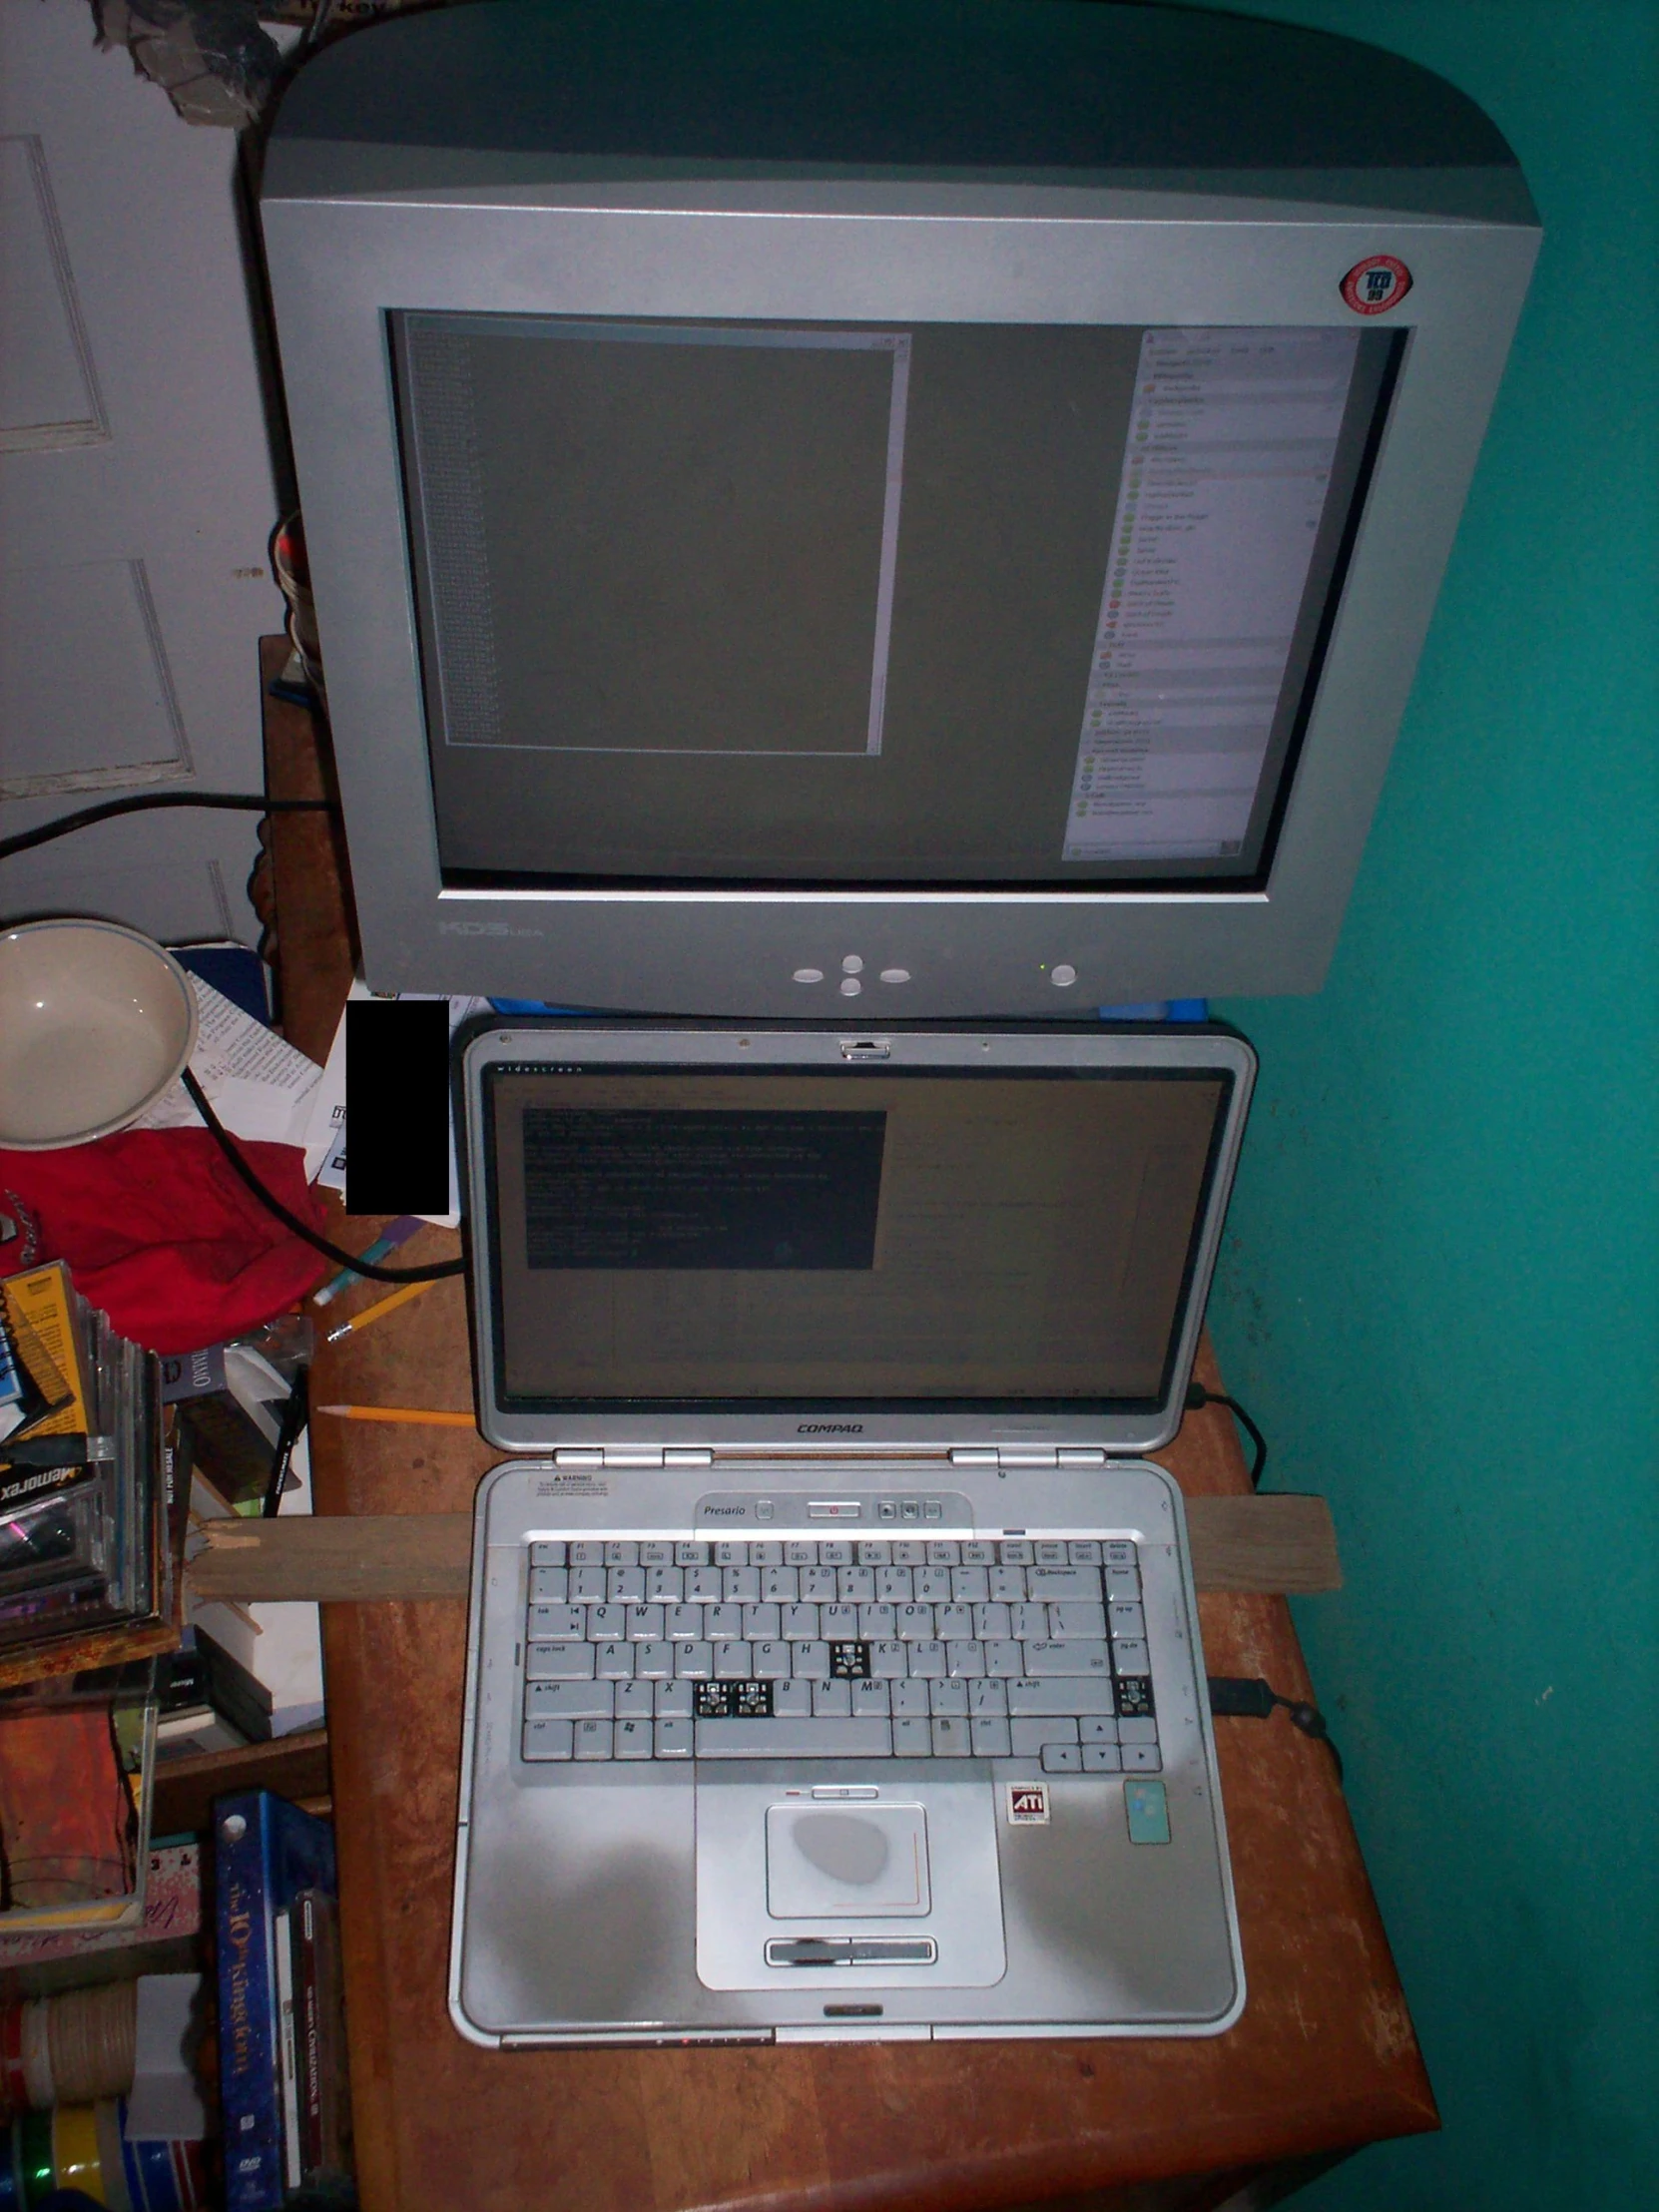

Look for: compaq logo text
[798,1422,863,1433]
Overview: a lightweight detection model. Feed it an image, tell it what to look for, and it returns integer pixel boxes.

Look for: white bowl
[0,920,200,1150]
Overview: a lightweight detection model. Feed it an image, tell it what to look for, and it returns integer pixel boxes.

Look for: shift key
[525,1681,616,1719]
[1007,1677,1117,1716]
[1021,1640,1112,1676]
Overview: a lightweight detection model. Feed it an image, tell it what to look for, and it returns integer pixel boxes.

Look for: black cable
[0,791,333,864]
[1185,1382,1268,1489]
[1208,1675,1344,1784]
[182,1069,465,1283]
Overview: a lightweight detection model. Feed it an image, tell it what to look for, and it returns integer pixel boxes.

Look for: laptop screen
[482,1064,1234,1413]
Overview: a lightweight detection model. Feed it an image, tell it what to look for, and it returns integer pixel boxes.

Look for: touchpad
[767,1804,930,1918]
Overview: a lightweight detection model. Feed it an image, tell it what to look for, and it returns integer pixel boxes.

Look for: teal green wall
[1195,4,1658,2203]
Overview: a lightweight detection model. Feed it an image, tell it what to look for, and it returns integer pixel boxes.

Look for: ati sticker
[1005,1782,1050,1826]
[1341,255,1413,315]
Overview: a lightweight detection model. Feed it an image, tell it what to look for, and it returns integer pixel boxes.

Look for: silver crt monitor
[451,1020,1255,2043]
[260,0,1538,1014]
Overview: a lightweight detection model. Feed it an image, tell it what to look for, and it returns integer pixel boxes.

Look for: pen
[323,1278,437,1344]
[317,1403,476,1428]
[312,1215,425,1306]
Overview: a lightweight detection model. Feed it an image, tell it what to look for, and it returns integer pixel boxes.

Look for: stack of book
[215,1792,352,2209]
[153,1636,259,1760]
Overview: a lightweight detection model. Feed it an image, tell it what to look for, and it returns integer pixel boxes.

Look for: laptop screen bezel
[463,1019,1255,1454]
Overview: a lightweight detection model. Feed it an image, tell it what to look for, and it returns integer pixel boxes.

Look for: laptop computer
[450,1018,1255,2045]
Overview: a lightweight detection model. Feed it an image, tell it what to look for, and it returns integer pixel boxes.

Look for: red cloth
[0,1129,328,1355]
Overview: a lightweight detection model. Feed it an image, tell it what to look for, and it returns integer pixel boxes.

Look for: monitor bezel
[262,175,1537,1011]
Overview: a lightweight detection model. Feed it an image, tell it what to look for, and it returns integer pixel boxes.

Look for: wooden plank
[189,1514,471,1601]
[186,1496,1339,1602]
[1185,1493,1342,1594]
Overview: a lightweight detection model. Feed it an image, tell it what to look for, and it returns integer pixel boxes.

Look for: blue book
[215,1790,337,2211]
[174,942,274,1027]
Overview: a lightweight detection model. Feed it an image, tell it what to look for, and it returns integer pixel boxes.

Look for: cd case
[0,1265,178,1679]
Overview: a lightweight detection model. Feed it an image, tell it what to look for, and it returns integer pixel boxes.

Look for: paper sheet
[134,977,323,1151]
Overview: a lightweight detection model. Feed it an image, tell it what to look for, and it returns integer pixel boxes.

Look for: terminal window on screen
[523,1109,886,1271]
[490,1072,1226,1403]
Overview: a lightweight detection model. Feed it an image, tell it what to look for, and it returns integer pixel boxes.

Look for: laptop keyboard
[520,1538,1159,1774]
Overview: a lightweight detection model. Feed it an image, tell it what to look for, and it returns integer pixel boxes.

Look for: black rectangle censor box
[345,999,450,1216]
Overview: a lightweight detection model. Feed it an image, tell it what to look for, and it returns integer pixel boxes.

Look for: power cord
[1185,1382,1267,1488]
[1208,1676,1344,1783]
[181,1069,465,1283]
[0,791,334,865]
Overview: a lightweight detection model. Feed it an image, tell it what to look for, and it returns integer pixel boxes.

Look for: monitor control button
[1051,964,1078,987]
[793,967,824,983]
[879,968,910,984]
[839,977,862,996]
[841,954,863,974]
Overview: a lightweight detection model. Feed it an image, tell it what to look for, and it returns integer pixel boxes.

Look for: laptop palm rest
[696,1769,1007,1990]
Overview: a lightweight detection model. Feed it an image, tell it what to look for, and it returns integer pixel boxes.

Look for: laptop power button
[808,1501,861,1519]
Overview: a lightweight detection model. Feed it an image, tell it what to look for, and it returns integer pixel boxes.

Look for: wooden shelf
[153,1728,330,1841]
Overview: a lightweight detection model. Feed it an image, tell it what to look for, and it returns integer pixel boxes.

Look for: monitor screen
[483,1064,1232,1410]
[395,316,1399,891]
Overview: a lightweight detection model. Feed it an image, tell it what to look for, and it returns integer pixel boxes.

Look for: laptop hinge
[554,1447,684,1469]
[949,1445,1106,1468]
[955,1450,1110,1468]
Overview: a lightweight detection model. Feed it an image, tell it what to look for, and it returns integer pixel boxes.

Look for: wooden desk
[261,643,1435,2212]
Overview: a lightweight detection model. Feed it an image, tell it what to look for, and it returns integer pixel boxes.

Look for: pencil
[317,1403,477,1427]
[323,1277,437,1343]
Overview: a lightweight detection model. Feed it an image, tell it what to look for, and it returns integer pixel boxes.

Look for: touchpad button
[766,1804,930,1918]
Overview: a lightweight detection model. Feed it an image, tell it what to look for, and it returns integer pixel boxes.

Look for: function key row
[528,1566,1142,1609]
[529,1538,1138,1569]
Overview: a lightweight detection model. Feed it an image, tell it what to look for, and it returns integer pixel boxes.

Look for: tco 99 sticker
[1341,255,1413,314]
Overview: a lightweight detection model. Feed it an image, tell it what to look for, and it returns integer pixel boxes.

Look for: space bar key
[695,1718,893,1758]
